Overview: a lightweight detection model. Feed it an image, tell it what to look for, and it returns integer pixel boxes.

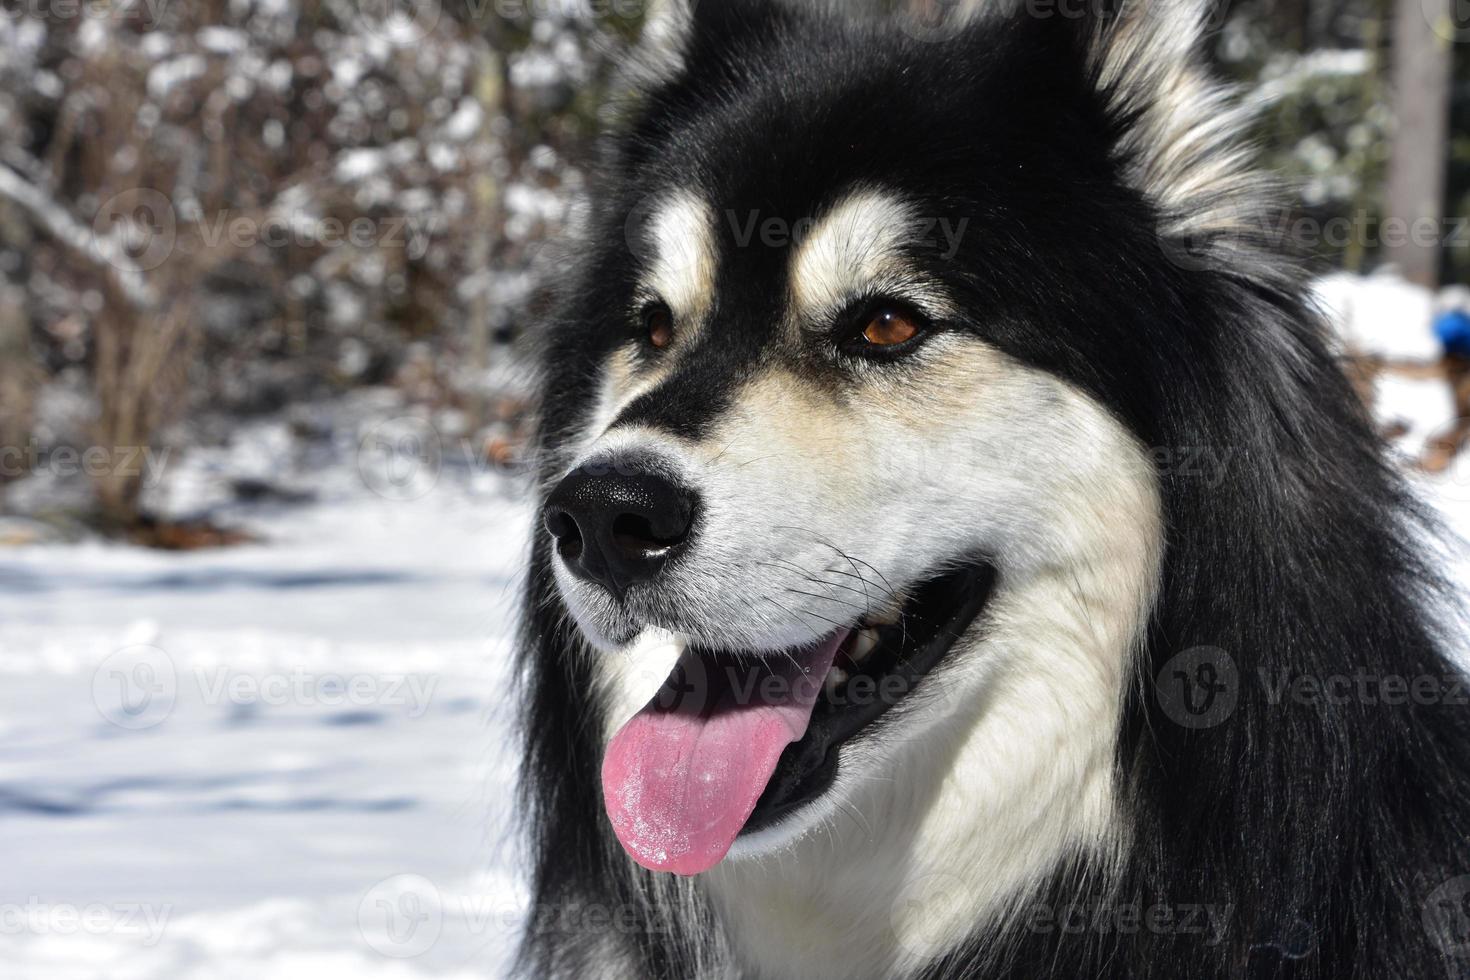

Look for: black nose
[543,463,697,597]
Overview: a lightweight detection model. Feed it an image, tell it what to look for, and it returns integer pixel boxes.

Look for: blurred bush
[0,0,643,528]
[0,0,1465,535]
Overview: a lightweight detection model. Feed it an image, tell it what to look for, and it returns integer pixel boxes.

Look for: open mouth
[600,560,995,876]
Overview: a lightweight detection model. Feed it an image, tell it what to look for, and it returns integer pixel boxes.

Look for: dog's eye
[862,308,921,347]
[836,302,932,361]
[644,305,674,349]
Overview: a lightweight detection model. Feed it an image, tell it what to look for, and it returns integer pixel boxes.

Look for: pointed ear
[622,0,694,86]
[1080,0,1274,272]
[623,0,787,89]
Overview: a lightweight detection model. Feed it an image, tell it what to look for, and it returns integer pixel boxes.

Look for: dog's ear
[941,0,1265,271]
[1074,0,1272,272]
[625,0,789,89]
[894,0,1260,265]
[624,0,693,86]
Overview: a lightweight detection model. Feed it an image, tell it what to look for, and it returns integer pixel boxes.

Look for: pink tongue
[601,631,847,876]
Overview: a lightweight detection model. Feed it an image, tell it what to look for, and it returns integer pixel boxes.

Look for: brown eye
[862,307,921,347]
[646,306,674,349]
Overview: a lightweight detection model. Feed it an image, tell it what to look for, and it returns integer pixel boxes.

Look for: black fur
[515,2,1470,977]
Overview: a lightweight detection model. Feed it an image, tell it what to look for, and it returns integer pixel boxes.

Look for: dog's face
[556,184,1092,654]
[535,5,1170,954]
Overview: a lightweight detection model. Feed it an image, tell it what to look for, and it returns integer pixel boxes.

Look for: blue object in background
[1435,309,1470,357]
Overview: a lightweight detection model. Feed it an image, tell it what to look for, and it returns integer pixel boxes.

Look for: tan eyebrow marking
[641,189,718,330]
[788,188,919,322]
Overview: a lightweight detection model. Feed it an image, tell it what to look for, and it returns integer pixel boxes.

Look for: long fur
[514,2,1470,977]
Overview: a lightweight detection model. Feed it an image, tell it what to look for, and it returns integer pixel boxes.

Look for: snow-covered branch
[0,162,157,310]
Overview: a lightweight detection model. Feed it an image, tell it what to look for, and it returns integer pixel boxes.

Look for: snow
[336,149,388,182]
[508,51,564,90]
[1374,372,1457,460]
[0,477,533,978]
[1314,271,1441,363]
[5,18,46,57]
[1249,49,1371,107]
[441,99,485,143]
[196,27,249,56]
[146,55,208,100]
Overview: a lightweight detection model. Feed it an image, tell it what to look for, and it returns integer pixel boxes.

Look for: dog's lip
[739,560,997,836]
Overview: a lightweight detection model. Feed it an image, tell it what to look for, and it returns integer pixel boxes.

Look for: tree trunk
[0,281,34,484]
[1383,0,1454,288]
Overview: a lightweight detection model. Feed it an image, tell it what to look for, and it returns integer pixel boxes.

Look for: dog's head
[531,0,1255,901]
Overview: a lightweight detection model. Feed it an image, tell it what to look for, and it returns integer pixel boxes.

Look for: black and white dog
[515,1,1470,976]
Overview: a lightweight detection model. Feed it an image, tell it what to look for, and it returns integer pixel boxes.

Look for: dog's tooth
[867,597,906,627]
[824,666,849,697]
[849,627,880,664]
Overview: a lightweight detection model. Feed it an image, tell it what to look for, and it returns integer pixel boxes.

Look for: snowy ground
[0,469,534,979]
